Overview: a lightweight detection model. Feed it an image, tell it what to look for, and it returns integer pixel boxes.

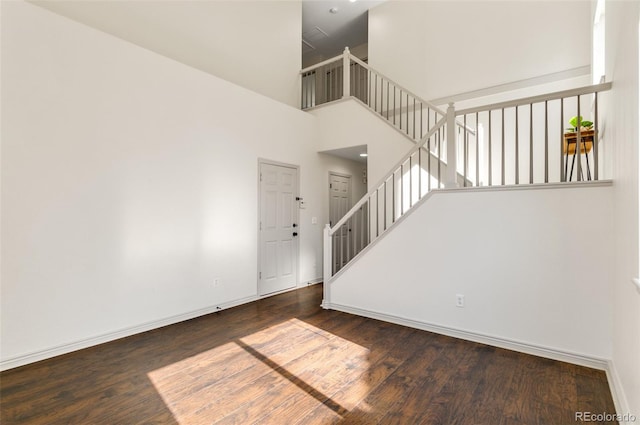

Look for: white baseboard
[324,302,609,370]
[325,302,638,418]
[299,277,322,288]
[4,290,629,421]
[1,281,327,371]
[605,360,634,424]
[0,294,259,372]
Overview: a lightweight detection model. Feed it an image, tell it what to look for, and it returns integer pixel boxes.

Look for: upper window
[593,0,606,84]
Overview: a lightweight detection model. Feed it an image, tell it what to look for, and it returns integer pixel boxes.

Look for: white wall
[0,0,341,368]
[328,185,614,362]
[603,0,640,418]
[30,0,301,106]
[310,99,415,190]
[369,1,591,102]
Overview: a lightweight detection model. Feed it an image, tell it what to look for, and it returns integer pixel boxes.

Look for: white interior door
[259,162,298,296]
[329,173,351,272]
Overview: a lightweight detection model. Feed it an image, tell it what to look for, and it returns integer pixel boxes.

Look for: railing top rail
[329,117,446,235]
[300,54,343,74]
[349,55,447,117]
[456,82,613,116]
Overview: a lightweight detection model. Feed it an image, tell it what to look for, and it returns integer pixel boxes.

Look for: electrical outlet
[456,294,465,308]
[213,278,220,287]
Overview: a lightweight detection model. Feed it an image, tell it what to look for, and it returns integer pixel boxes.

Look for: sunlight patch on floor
[147,318,371,424]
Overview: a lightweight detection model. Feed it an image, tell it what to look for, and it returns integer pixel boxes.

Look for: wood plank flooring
[0,284,617,424]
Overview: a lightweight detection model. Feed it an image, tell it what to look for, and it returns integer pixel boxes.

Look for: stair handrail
[348,55,446,117]
[301,49,474,137]
[329,117,446,236]
[350,56,474,137]
[300,52,446,117]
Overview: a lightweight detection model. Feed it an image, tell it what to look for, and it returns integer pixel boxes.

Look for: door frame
[328,171,353,273]
[257,158,301,296]
[328,171,352,227]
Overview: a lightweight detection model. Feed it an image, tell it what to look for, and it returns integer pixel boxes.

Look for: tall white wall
[30,0,301,106]
[328,185,614,362]
[369,1,591,102]
[0,0,338,368]
[603,0,640,418]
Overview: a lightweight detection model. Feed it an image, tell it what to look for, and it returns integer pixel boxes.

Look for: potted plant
[566,115,593,132]
[563,115,594,155]
[563,116,595,181]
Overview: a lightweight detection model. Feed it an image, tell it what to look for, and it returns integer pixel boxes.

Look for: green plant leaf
[569,116,582,128]
[568,116,593,129]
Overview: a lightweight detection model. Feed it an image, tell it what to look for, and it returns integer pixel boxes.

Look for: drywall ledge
[436,179,613,193]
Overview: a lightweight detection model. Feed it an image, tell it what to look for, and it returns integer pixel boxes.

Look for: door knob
[293,223,297,228]
[293,232,298,237]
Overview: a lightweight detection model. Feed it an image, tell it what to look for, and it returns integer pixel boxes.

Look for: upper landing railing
[300,47,458,145]
[453,82,612,186]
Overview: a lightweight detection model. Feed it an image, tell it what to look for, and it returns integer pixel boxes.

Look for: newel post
[322,224,332,309]
[342,47,351,99]
[445,102,459,188]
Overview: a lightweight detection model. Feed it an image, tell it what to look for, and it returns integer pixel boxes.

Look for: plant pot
[563,130,595,155]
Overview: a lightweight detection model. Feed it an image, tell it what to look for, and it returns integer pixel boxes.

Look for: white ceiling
[320,145,368,164]
[302,0,383,64]
[30,0,382,76]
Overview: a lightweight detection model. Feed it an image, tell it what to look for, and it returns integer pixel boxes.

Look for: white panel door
[259,163,298,296]
[329,173,351,273]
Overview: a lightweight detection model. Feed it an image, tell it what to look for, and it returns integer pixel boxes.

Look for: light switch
[311,217,317,225]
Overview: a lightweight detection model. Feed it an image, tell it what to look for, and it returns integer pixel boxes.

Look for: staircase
[300,48,613,305]
[302,47,450,145]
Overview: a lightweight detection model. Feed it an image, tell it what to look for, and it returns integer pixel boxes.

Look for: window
[593,0,605,84]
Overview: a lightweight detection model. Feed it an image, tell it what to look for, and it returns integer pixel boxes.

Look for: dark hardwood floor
[1,284,617,424]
